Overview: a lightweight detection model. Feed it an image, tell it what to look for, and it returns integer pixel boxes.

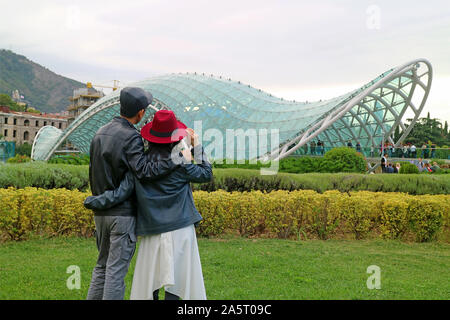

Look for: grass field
[0,237,449,300]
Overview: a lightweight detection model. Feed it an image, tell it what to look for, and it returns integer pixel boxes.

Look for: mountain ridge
[0,49,85,113]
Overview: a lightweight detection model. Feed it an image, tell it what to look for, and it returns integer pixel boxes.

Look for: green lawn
[0,237,449,300]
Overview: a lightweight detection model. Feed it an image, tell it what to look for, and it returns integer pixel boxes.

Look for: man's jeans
[87,216,137,300]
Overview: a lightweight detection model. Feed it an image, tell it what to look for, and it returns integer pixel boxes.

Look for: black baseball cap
[120,87,153,118]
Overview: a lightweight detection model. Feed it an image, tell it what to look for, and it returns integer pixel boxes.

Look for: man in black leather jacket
[86,87,179,300]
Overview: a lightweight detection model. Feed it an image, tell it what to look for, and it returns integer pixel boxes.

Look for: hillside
[0,49,85,113]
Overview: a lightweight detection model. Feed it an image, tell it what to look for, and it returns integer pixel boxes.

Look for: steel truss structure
[32,59,432,161]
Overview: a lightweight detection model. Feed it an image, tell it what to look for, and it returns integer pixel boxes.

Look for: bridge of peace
[31,59,435,169]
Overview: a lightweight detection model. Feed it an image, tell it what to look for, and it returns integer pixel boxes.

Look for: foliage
[48,154,90,165]
[279,157,323,173]
[408,197,445,242]
[1,188,449,242]
[319,147,367,173]
[399,162,419,174]
[195,169,450,195]
[212,159,270,170]
[0,162,89,190]
[1,163,450,195]
[196,190,450,242]
[0,187,94,241]
[212,147,367,173]
[6,154,31,163]
[0,93,41,113]
[15,142,32,157]
[379,199,409,239]
[0,93,22,111]
[340,192,379,240]
[404,112,450,147]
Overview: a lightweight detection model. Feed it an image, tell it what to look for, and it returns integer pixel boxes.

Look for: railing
[291,145,450,160]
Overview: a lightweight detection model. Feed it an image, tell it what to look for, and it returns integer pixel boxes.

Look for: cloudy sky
[1,0,449,122]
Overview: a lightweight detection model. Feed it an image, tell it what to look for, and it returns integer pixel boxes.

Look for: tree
[0,93,23,111]
[404,114,449,146]
[0,93,41,113]
[0,93,17,107]
[15,142,32,157]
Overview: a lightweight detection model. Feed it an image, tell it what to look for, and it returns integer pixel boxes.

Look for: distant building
[11,89,20,101]
[11,89,31,108]
[67,87,104,124]
[0,106,68,145]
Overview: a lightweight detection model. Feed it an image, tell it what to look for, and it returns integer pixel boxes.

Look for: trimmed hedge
[48,154,90,165]
[400,162,420,174]
[0,188,93,241]
[0,188,449,242]
[194,190,450,242]
[194,169,450,195]
[0,162,89,191]
[1,163,450,195]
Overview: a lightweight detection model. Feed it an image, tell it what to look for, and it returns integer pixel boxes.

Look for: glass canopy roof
[31,59,432,161]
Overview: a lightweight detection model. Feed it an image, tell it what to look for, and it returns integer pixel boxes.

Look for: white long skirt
[130,224,206,300]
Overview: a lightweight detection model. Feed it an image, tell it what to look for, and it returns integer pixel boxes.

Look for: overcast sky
[1,0,449,122]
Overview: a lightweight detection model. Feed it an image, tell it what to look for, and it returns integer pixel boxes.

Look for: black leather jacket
[89,116,178,216]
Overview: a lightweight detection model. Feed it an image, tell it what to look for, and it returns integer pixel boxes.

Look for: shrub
[340,192,378,240]
[48,154,90,165]
[320,147,367,173]
[194,190,231,237]
[306,192,341,240]
[264,190,302,239]
[6,154,31,163]
[213,148,367,174]
[229,191,265,237]
[15,143,32,157]
[408,197,444,242]
[399,162,419,174]
[1,163,449,195]
[2,188,449,243]
[379,199,409,239]
[211,159,271,171]
[0,162,89,191]
[194,169,450,195]
[279,157,324,173]
[0,187,93,241]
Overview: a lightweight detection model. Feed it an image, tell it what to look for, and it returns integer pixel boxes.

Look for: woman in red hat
[85,110,213,300]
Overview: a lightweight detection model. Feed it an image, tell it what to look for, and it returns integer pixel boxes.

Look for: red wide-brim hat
[140,110,188,144]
